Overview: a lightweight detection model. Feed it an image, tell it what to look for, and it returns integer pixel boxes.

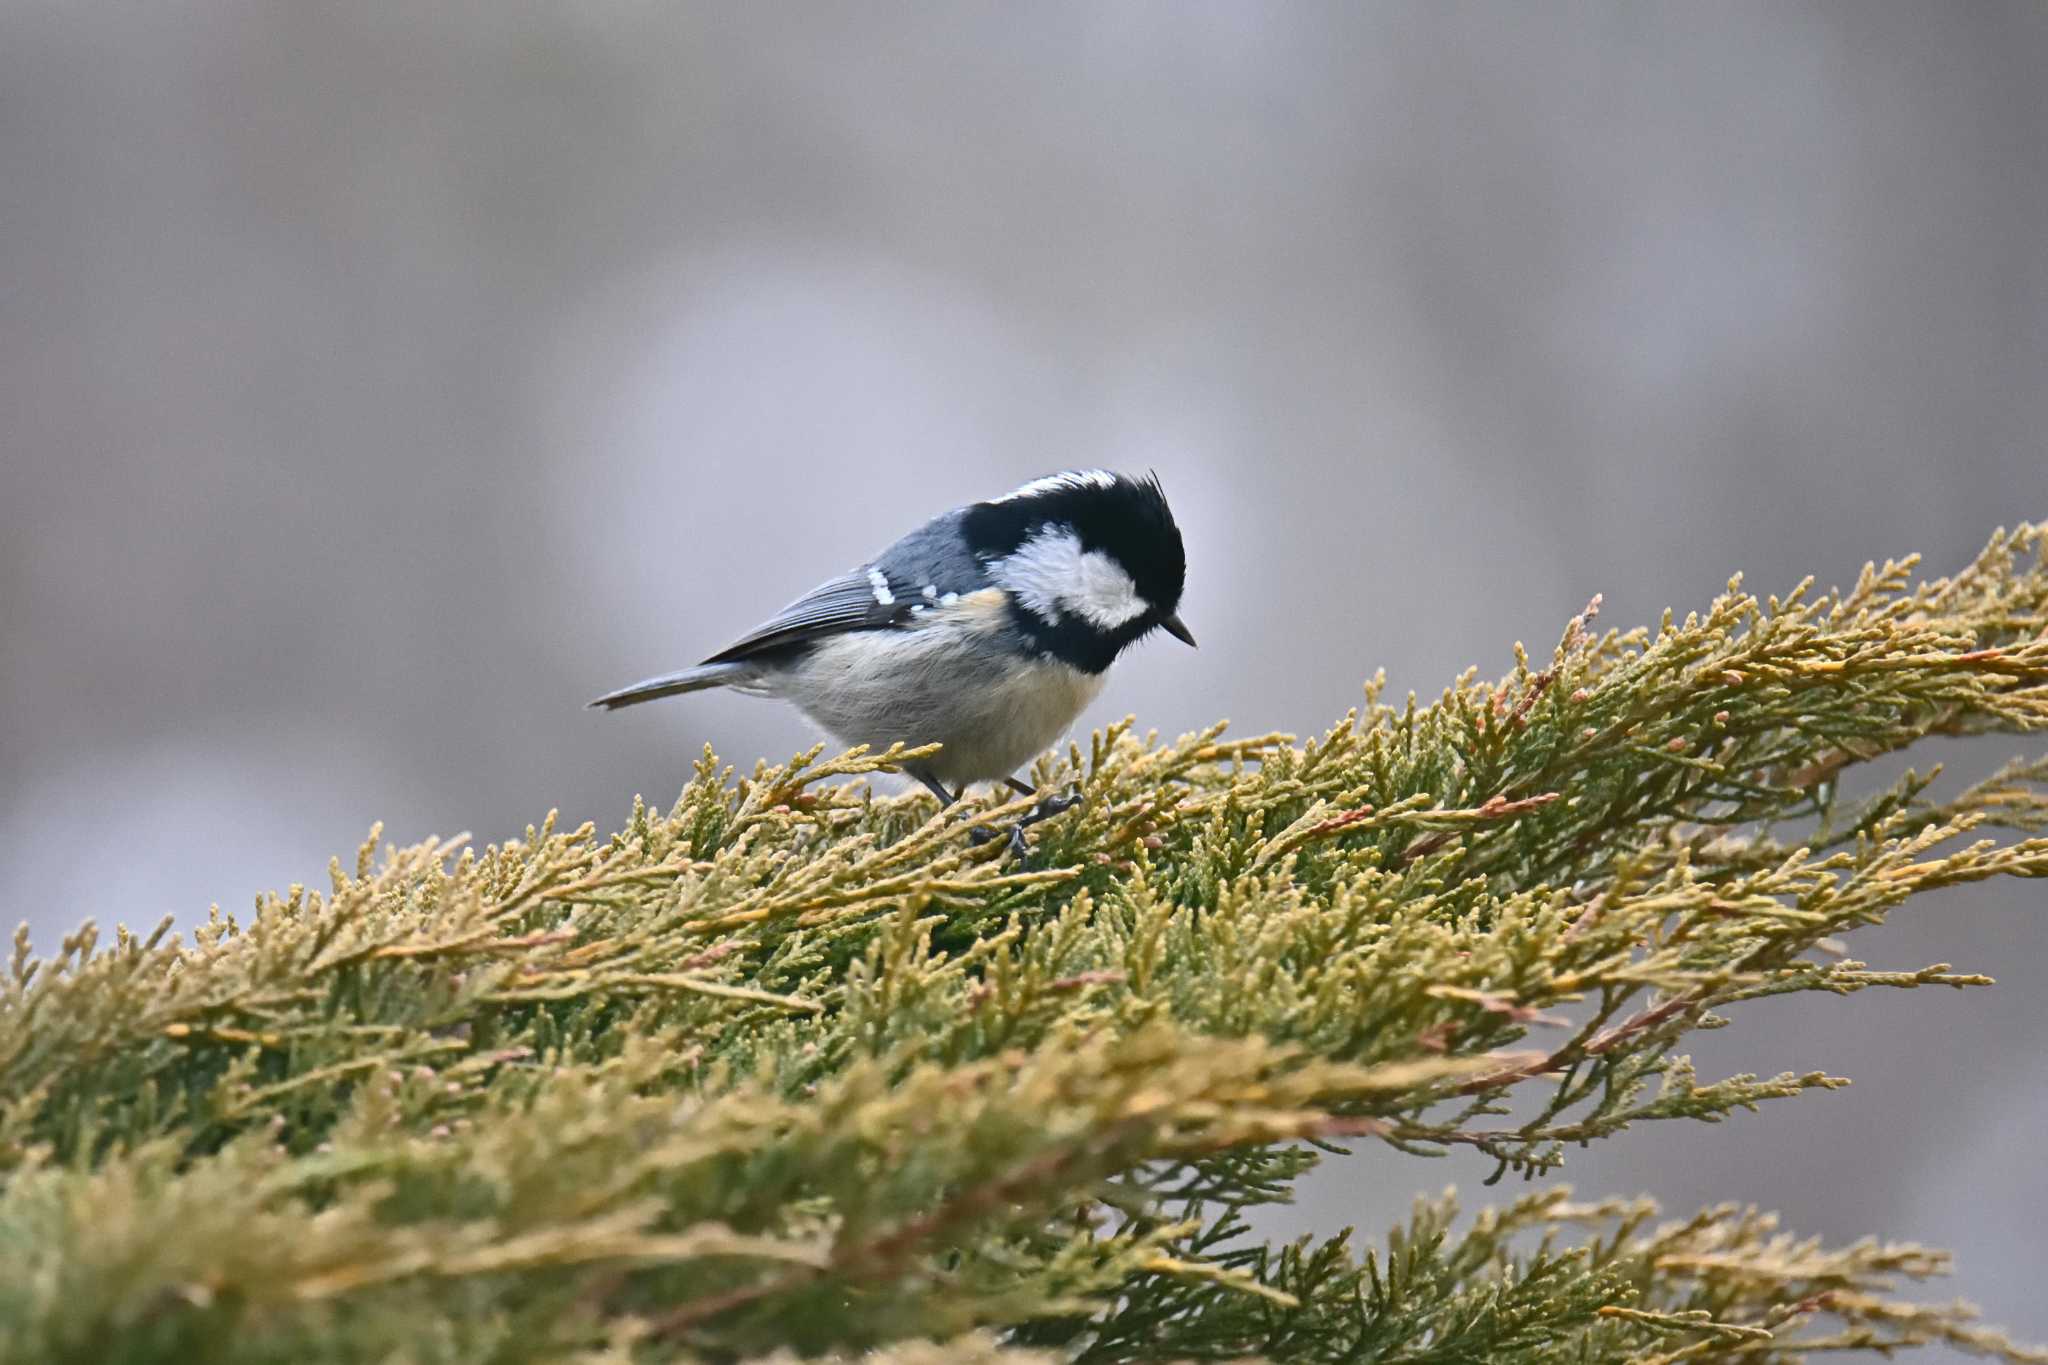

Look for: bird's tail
[587,662,750,711]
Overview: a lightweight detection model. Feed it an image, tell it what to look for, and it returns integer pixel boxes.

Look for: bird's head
[964,469,1193,673]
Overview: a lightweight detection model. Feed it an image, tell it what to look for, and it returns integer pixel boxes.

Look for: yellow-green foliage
[5,529,2048,1363]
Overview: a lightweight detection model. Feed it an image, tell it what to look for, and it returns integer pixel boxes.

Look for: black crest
[961,470,1187,614]
[958,470,1189,673]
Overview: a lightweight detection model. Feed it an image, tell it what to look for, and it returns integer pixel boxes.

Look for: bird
[590,469,1195,856]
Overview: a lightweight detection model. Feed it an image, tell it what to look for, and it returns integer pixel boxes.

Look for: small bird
[591,469,1194,855]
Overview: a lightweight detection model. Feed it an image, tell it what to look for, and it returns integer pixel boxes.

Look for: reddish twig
[1454,991,1704,1095]
[1397,792,1563,865]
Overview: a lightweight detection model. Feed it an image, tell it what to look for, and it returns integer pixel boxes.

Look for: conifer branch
[2,525,2046,1361]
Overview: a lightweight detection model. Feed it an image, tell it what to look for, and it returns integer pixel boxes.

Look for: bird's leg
[1006,775,1083,823]
[963,775,1082,861]
[926,770,1045,857]
[918,770,1044,857]
[914,773,958,810]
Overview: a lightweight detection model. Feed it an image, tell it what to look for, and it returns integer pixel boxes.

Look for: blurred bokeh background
[4,2,2045,1352]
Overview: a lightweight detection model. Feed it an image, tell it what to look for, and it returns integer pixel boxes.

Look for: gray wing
[700,568,909,664]
[701,511,995,665]
[872,509,989,598]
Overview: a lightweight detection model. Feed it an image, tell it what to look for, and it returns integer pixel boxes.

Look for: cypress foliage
[5,527,2048,1363]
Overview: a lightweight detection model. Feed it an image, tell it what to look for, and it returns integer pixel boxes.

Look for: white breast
[769,612,1106,788]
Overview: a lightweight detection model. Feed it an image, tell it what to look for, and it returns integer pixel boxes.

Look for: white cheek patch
[992,528,1149,630]
[1068,547,1149,628]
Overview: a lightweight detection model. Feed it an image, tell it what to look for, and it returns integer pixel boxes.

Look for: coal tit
[591,470,1194,852]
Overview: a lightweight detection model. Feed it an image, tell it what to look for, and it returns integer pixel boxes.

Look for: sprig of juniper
[2,525,2045,1362]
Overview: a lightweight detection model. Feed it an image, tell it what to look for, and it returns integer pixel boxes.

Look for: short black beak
[1161,613,1197,648]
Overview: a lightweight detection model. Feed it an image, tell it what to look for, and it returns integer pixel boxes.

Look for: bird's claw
[968,784,1083,864]
[1028,787,1083,822]
[967,823,1041,865]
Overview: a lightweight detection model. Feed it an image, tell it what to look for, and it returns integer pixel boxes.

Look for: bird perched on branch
[592,469,1194,857]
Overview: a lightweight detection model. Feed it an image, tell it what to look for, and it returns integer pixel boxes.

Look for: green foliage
[5,526,2048,1363]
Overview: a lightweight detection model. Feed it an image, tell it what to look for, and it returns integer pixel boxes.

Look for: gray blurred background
[4,1,2045,1352]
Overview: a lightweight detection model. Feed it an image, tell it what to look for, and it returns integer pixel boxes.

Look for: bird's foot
[1021,786,1083,825]
[969,784,1083,863]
